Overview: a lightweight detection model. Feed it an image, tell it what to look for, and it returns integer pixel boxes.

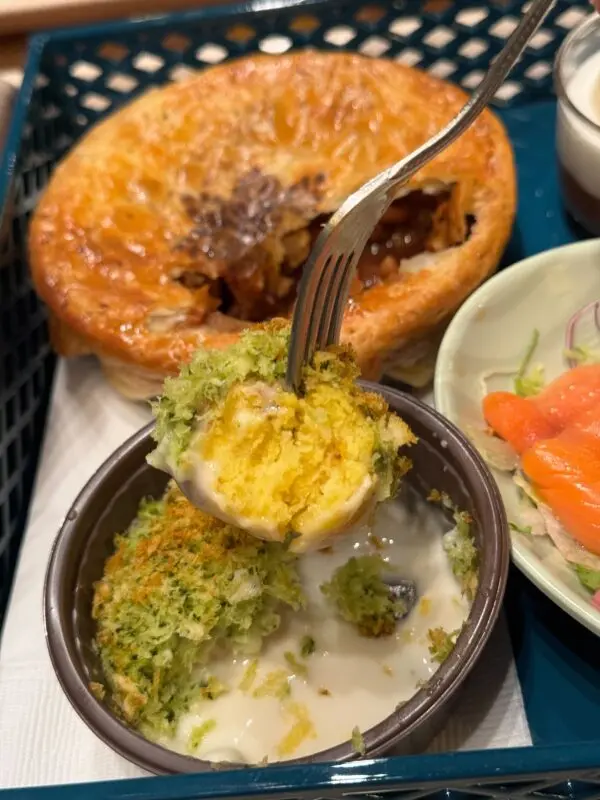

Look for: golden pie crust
[29,51,516,399]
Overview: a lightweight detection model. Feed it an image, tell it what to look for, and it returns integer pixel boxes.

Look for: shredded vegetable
[564,344,600,366]
[509,521,532,536]
[514,329,545,398]
[573,565,600,594]
[564,300,600,369]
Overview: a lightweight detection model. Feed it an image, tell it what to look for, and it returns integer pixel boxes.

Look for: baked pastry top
[29,50,516,398]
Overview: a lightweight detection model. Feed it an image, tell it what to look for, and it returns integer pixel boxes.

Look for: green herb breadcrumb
[427,627,460,664]
[320,554,404,637]
[278,702,316,756]
[428,490,479,601]
[89,682,105,702]
[351,726,366,755]
[238,659,258,693]
[284,651,308,678]
[198,676,228,700]
[188,719,216,753]
[252,669,292,700]
[150,324,289,467]
[443,512,478,601]
[92,482,304,736]
[300,635,316,657]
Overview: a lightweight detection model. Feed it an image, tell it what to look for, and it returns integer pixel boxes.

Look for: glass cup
[555,13,600,236]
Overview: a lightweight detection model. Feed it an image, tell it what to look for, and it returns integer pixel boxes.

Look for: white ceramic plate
[434,239,600,636]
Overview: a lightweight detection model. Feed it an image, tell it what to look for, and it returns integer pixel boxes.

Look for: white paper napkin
[0,359,531,789]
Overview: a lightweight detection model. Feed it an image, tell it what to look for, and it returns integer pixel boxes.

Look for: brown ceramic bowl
[44,384,509,774]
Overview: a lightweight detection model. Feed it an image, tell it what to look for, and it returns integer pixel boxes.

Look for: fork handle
[371,0,556,199]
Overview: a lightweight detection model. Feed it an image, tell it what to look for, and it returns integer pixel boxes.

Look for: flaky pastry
[29,51,516,399]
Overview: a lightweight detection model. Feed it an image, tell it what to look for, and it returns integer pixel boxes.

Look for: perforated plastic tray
[2,0,600,797]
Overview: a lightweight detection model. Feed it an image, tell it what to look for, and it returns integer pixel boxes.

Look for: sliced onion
[515,504,547,537]
[510,473,547,537]
[564,300,600,368]
[537,503,600,571]
[513,471,542,505]
[478,369,517,397]
[465,425,518,472]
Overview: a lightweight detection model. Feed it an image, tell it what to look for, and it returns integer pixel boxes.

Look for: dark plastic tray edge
[2,3,600,795]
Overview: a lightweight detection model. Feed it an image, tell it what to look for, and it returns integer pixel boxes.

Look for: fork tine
[324,247,363,347]
[287,210,379,392]
[315,250,347,349]
[301,251,338,365]
[317,220,373,348]
[287,235,338,392]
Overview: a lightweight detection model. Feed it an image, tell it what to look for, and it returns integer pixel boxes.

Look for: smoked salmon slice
[521,428,600,556]
[482,392,558,455]
[483,364,600,556]
[483,364,600,452]
[568,404,600,441]
[534,364,600,428]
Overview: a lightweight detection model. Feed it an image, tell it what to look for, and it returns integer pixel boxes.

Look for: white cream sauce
[155,489,470,764]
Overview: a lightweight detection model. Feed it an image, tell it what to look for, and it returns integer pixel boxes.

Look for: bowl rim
[44,383,509,774]
[434,238,600,637]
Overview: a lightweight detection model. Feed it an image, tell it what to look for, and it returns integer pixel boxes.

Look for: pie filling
[154,171,472,334]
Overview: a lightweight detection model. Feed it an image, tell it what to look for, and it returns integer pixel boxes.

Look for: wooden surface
[0,1,235,86]
[0,0,232,35]
[0,34,26,64]
[0,34,26,84]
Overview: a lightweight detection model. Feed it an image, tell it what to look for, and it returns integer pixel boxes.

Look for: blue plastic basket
[2,0,600,797]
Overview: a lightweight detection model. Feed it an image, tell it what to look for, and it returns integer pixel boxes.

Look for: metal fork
[286,0,556,394]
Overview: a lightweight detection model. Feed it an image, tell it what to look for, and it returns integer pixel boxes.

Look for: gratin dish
[44,386,508,774]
